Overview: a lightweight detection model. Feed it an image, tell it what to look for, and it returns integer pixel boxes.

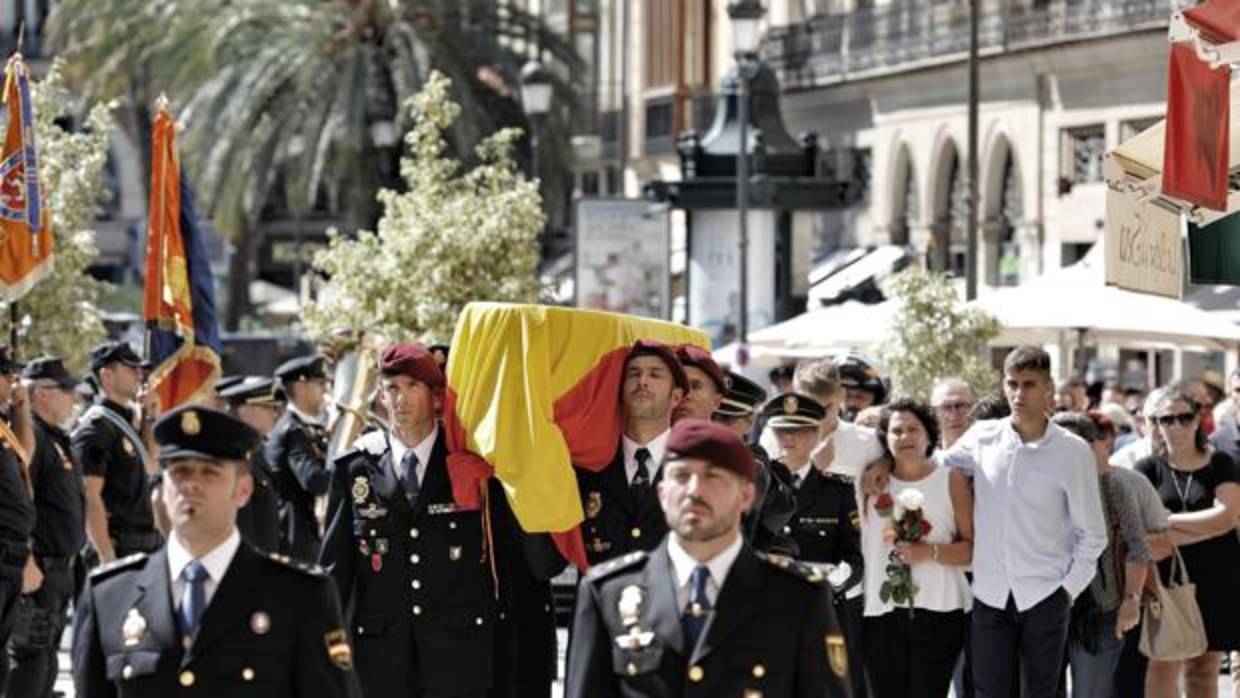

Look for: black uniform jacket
[566,541,852,698]
[576,446,669,567]
[71,542,361,698]
[236,448,280,553]
[321,429,505,698]
[744,446,798,556]
[71,400,155,538]
[265,410,330,559]
[30,415,86,559]
[785,467,864,594]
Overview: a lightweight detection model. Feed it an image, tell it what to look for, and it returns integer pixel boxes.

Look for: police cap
[22,356,78,389]
[154,405,260,463]
[715,370,767,418]
[219,376,283,408]
[274,355,328,384]
[89,341,142,373]
[761,392,826,429]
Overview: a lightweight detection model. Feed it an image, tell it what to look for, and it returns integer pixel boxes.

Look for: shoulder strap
[82,404,150,466]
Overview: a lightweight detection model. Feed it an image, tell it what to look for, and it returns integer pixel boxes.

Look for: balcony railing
[764,0,1193,89]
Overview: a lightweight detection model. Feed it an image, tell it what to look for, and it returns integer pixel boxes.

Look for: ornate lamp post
[728,0,766,346]
[519,59,553,182]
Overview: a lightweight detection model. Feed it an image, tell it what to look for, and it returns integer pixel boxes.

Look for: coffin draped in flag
[142,106,221,410]
[442,303,709,570]
[0,55,53,300]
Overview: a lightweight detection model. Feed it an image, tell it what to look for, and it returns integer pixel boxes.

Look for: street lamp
[520,59,553,182]
[728,0,765,347]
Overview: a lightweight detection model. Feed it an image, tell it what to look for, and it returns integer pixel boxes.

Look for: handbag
[1138,546,1208,661]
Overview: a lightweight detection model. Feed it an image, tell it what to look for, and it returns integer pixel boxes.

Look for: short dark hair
[1003,345,1052,376]
[876,398,939,459]
[1051,412,1100,443]
[970,392,1010,421]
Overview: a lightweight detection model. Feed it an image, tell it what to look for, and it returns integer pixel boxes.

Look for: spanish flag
[142,104,221,411]
[443,302,709,570]
[0,55,53,300]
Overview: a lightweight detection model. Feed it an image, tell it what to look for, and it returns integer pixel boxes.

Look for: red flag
[0,55,53,300]
[1184,0,1240,43]
[1162,42,1230,212]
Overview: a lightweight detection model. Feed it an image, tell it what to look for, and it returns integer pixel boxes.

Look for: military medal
[613,628,654,649]
[448,546,462,561]
[122,439,135,455]
[351,477,370,504]
[585,492,602,519]
[250,611,271,635]
[122,608,147,647]
[618,585,642,627]
[371,553,382,572]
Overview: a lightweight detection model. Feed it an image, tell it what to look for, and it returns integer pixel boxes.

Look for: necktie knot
[632,448,652,488]
[399,449,421,503]
[182,560,208,584]
[179,560,208,638]
[688,565,711,609]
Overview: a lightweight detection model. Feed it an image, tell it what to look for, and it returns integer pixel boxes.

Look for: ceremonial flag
[1162,41,1230,212]
[0,55,53,300]
[1184,0,1240,43]
[142,105,221,410]
[443,302,709,570]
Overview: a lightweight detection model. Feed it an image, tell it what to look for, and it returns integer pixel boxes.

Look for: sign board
[1104,186,1183,298]
[575,199,670,319]
[689,209,777,347]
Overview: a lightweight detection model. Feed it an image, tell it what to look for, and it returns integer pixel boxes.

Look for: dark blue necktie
[400,450,420,504]
[680,565,712,653]
[179,560,208,638]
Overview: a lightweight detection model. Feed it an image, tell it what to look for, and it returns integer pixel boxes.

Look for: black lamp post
[728,0,765,346]
[519,59,553,183]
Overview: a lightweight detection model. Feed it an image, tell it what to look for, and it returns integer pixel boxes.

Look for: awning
[808,245,910,308]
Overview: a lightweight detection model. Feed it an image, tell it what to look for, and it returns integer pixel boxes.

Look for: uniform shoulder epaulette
[334,431,386,467]
[265,552,326,577]
[822,471,855,486]
[88,553,147,581]
[585,551,648,582]
[755,552,827,586]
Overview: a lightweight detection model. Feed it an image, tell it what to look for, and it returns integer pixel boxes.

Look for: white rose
[896,488,925,512]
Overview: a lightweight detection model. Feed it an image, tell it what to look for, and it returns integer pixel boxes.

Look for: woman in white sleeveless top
[860,398,974,698]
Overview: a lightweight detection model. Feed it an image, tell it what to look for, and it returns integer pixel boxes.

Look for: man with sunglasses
[266,356,331,563]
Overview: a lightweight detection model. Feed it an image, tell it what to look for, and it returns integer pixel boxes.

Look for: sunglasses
[1153,412,1196,427]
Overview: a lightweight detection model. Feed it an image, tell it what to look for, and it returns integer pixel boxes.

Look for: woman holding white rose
[860,398,974,698]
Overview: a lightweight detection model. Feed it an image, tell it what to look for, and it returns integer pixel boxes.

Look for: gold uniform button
[411,580,421,589]
[752,663,766,678]
[475,617,484,625]
[122,665,134,680]
[630,527,641,539]
[410,554,420,564]
[626,662,638,675]
[688,665,704,682]
[410,528,419,538]
[413,605,422,615]
[242,667,256,681]
[179,670,195,687]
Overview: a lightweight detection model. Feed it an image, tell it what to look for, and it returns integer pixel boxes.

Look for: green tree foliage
[0,64,112,372]
[877,267,1000,402]
[303,72,541,342]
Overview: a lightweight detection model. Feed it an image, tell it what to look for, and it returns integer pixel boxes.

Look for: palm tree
[49,0,581,328]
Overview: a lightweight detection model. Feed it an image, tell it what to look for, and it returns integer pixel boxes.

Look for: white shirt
[167,529,242,613]
[390,425,439,484]
[789,463,812,488]
[1109,437,1152,469]
[622,429,670,486]
[287,403,326,427]
[941,418,1108,611]
[666,533,743,611]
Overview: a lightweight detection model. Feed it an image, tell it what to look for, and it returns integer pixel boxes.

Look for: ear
[738,480,756,513]
[232,467,254,508]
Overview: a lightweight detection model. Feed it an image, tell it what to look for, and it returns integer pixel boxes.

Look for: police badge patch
[325,629,353,670]
[180,410,201,436]
[826,634,848,678]
[585,492,602,519]
[351,477,370,504]
[783,395,799,415]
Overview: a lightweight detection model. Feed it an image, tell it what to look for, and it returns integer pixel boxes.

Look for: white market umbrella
[745,300,895,355]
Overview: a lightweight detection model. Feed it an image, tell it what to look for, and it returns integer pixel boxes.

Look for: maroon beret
[675,344,727,394]
[379,342,445,390]
[664,418,755,481]
[626,340,689,392]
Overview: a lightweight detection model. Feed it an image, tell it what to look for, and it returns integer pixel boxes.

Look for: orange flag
[0,55,53,300]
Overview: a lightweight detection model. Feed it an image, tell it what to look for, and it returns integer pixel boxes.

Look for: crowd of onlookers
[760,353,1240,698]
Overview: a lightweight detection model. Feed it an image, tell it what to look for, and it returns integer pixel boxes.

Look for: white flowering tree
[303,71,543,343]
[877,267,1000,402]
[0,63,112,372]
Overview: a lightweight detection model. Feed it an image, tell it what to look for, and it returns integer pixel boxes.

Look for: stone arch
[926,135,965,274]
[887,142,917,246]
[980,133,1025,286]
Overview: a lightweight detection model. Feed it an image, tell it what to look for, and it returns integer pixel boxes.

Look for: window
[1061,125,1106,184]
[643,0,710,152]
[1120,116,1161,142]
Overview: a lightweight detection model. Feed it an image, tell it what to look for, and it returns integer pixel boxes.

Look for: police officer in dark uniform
[266,355,331,562]
[566,418,851,698]
[72,404,361,698]
[73,341,161,563]
[322,342,557,698]
[762,392,866,698]
[220,376,284,552]
[576,341,686,566]
[6,357,84,697]
[0,346,35,691]
[713,370,798,556]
